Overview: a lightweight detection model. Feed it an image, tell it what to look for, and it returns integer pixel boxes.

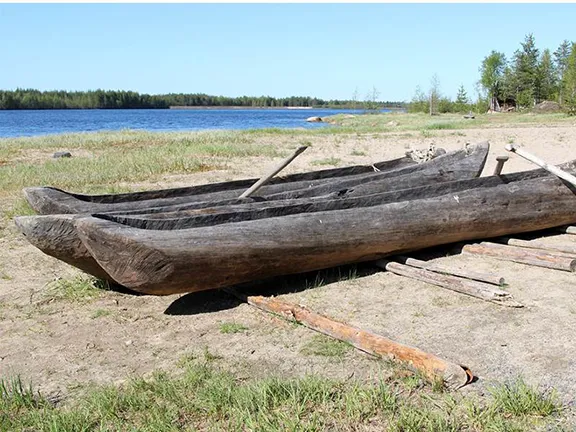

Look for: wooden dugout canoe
[23,152,423,215]
[73,165,576,295]
[15,143,490,283]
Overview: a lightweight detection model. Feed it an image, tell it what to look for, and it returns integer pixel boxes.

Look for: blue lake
[0,108,389,138]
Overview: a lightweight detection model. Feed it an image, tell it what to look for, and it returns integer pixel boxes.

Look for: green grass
[310,157,341,166]
[219,322,249,334]
[44,275,110,303]
[489,377,561,417]
[0,130,279,197]
[0,361,566,432]
[300,334,352,358]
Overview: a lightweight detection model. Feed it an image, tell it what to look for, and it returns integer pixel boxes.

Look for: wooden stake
[239,146,309,199]
[463,242,576,272]
[493,155,509,175]
[375,260,521,307]
[394,256,505,286]
[496,237,576,256]
[505,144,576,187]
[225,288,473,389]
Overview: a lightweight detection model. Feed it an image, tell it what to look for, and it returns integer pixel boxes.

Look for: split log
[462,242,576,272]
[505,144,576,188]
[225,288,473,389]
[374,260,520,307]
[495,237,576,256]
[239,146,308,199]
[393,256,505,286]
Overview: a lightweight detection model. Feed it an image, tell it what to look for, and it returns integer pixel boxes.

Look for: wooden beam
[225,288,473,389]
[239,146,309,199]
[375,260,521,307]
[393,256,505,286]
[505,144,576,188]
[463,242,576,272]
[495,237,576,256]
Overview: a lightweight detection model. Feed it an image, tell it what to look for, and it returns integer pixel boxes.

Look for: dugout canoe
[15,143,489,282]
[23,151,425,215]
[72,160,576,295]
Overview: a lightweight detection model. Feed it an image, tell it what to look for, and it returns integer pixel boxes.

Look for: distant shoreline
[168,106,406,111]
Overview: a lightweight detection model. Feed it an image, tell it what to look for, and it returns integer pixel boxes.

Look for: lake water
[0,108,389,138]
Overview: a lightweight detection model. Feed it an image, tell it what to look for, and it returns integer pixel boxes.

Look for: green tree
[428,74,441,115]
[554,40,573,104]
[408,85,428,113]
[479,50,507,111]
[455,84,470,112]
[537,49,557,101]
[511,33,540,108]
[563,43,576,115]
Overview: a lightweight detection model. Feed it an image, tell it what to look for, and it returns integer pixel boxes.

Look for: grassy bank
[0,358,564,431]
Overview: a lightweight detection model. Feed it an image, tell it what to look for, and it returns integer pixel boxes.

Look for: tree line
[0,89,405,110]
[410,34,576,115]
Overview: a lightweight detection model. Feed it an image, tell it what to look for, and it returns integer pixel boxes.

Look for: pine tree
[511,34,540,108]
[537,49,558,102]
[455,84,469,112]
[554,40,573,104]
[563,43,576,115]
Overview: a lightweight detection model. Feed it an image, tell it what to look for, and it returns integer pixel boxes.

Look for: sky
[1,3,575,102]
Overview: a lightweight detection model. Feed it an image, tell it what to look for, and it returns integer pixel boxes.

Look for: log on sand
[392,256,505,286]
[375,260,520,307]
[226,288,473,389]
[462,242,576,272]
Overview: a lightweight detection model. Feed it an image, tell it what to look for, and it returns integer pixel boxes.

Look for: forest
[0,89,403,111]
[410,34,576,115]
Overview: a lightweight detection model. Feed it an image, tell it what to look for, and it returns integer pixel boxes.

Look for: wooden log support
[394,256,505,286]
[556,226,576,235]
[493,155,509,175]
[239,146,309,199]
[225,288,473,389]
[496,237,576,256]
[463,242,576,272]
[505,144,576,188]
[375,260,521,307]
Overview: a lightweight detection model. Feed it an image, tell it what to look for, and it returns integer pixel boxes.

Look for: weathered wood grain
[391,256,505,286]
[226,288,473,389]
[74,171,576,295]
[462,242,576,272]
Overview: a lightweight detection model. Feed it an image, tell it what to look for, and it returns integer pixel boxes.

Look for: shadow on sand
[164,262,379,316]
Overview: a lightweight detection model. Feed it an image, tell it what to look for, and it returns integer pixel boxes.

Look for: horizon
[1,3,575,102]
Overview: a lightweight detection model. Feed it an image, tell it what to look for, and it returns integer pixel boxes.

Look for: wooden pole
[239,146,309,199]
[505,144,576,187]
[225,288,473,389]
[496,237,576,256]
[394,256,505,286]
[492,155,509,176]
[375,260,521,307]
[463,242,576,272]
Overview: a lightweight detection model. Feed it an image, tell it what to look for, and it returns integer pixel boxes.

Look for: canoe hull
[75,173,576,295]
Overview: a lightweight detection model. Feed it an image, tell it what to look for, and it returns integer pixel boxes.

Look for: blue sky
[1,3,575,102]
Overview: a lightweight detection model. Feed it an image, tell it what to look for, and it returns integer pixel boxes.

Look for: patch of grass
[219,322,249,334]
[0,363,566,431]
[300,334,352,358]
[44,275,110,303]
[489,377,561,417]
[350,149,367,156]
[310,157,342,166]
[0,130,279,197]
[424,122,460,130]
[90,309,111,319]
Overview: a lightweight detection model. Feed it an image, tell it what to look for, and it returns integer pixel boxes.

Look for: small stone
[53,151,72,159]
[306,116,323,122]
[125,340,133,346]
